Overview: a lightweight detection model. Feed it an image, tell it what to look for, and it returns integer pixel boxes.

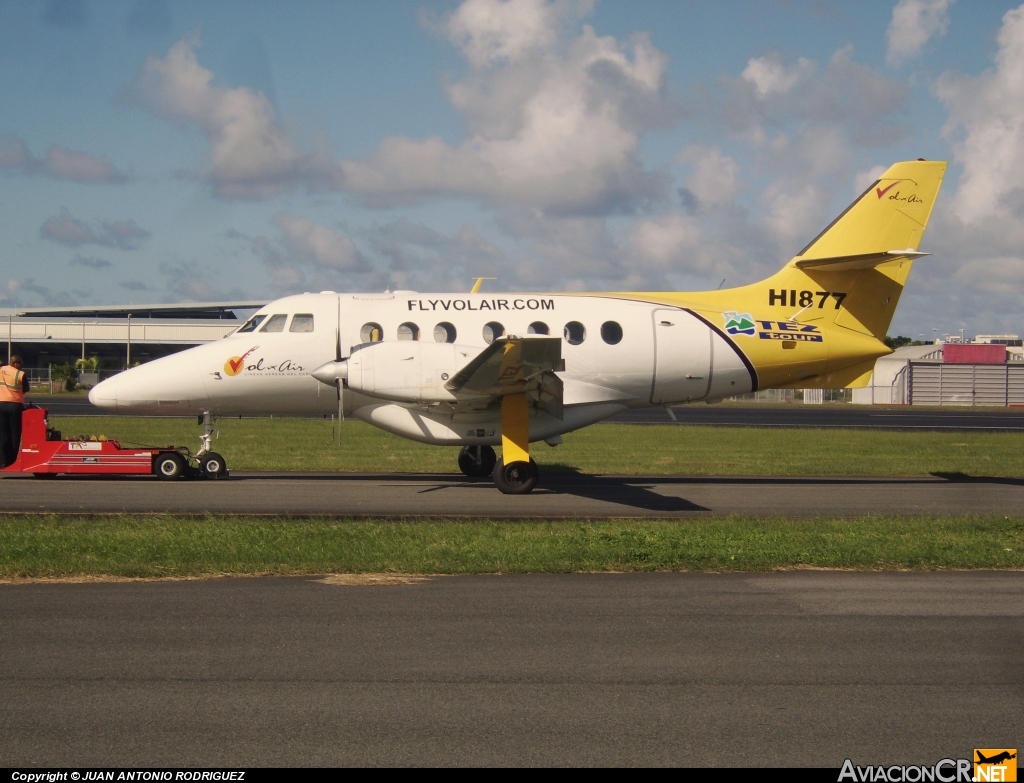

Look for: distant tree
[884,335,914,349]
[50,363,76,392]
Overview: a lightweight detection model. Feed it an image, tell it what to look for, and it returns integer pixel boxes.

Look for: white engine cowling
[341,342,480,403]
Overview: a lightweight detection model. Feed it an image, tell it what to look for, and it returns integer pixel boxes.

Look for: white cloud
[444,0,592,68]
[854,164,888,195]
[0,136,127,183]
[340,1,674,214]
[40,212,150,249]
[676,145,741,206]
[628,214,702,265]
[741,53,815,98]
[43,146,127,183]
[937,5,1024,224]
[70,255,113,270]
[274,213,364,271]
[701,46,909,150]
[762,182,828,245]
[886,0,955,65]
[131,32,338,199]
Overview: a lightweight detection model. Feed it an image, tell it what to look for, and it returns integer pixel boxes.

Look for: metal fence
[23,366,123,392]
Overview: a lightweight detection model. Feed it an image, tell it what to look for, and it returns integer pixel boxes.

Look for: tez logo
[975,749,1017,782]
[224,346,258,377]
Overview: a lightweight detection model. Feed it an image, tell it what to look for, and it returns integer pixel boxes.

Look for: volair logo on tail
[876,180,903,198]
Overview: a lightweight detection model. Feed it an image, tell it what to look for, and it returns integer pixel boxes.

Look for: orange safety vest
[0,365,25,403]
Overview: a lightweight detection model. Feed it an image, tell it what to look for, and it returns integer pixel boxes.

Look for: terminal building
[0,301,265,385]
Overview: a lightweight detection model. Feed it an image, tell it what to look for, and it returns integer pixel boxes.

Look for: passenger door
[651,309,712,404]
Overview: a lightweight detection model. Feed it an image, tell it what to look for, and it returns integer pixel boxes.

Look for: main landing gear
[457,393,540,495]
[458,445,496,478]
[492,456,538,494]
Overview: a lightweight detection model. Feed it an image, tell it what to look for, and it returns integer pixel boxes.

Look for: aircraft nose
[85,351,209,415]
[88,379,117,411]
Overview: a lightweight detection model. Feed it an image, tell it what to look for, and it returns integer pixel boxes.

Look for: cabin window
[260,314,288,333]
[290,314,315,333]
[237,315,266,333]
[360,322,384,343]
[564,321,586,345]
[434,322,456,343]
[397,322,420,341]
[527,322,549,335]
[483,322,505,344]
[600,321,623,345]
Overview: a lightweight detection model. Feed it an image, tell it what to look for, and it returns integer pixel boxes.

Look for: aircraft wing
[445,336,565,418]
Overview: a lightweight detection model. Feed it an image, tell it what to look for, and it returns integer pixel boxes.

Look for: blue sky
[2,0,1023,338]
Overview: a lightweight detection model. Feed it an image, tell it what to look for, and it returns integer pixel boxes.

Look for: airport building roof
[0,300,268,320]
[4,316,241,345]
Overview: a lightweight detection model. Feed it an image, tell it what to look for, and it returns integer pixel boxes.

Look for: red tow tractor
[1,406,228,480]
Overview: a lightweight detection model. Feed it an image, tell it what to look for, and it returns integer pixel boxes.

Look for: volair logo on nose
[224,346,258,377]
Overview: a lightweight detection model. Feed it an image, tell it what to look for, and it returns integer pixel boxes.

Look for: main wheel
[154,452,186,480]
[492,456,539,495]
[200,452,228,479]
[458,445,496,478]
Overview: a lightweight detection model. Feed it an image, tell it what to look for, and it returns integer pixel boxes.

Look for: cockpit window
[260,314,288,333]
[290,314,314,333]
[237,315,266,333]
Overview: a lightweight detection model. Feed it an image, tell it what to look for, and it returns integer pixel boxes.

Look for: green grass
[46,415,1024,476]
[1,515,1022,579]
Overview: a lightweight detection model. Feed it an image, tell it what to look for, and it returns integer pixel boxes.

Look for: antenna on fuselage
[471,277,496,293]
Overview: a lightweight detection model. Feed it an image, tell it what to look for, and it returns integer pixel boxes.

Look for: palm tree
[74,356,101,372]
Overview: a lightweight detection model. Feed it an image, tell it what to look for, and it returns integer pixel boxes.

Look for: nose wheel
[195,411,228,479]
[200,452,228,479]
[458,445,496,478]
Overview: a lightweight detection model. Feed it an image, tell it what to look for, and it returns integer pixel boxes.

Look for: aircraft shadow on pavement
[226,467,709,512]
[526,465,709,512]
[929,471,1024,487]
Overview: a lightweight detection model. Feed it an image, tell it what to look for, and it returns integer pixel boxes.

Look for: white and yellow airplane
[89,159,946,493]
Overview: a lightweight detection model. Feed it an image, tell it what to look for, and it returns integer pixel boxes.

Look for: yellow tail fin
[764,160,947,340]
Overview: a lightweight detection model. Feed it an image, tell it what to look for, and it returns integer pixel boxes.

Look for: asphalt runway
[3,471,1023,516]
[2,572,1020,766]
[27,394,1024,429]
[610,404,1024,429]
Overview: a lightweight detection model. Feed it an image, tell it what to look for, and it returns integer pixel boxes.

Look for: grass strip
[1,514,1022,579]
[45,416,1024,476]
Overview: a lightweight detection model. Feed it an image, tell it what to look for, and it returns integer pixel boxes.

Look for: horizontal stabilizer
[794,249,929,272]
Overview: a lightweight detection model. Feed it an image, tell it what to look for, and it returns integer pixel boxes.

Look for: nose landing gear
[196,411,228,479]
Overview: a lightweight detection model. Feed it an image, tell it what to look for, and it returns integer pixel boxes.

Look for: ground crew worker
[0,355,29,468]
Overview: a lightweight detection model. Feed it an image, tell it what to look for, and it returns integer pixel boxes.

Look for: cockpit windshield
[260,314,288,332]
[237,314,267,333]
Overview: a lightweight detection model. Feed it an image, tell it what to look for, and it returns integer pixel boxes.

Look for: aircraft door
[651,309,712,404]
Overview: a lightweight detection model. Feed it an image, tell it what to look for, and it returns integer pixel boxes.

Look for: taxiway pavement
[2,471,1022,516]
[2,572,1020,766]
[610,404,1024,429]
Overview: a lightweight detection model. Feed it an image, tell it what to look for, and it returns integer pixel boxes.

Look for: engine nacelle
[332,342,482,404]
